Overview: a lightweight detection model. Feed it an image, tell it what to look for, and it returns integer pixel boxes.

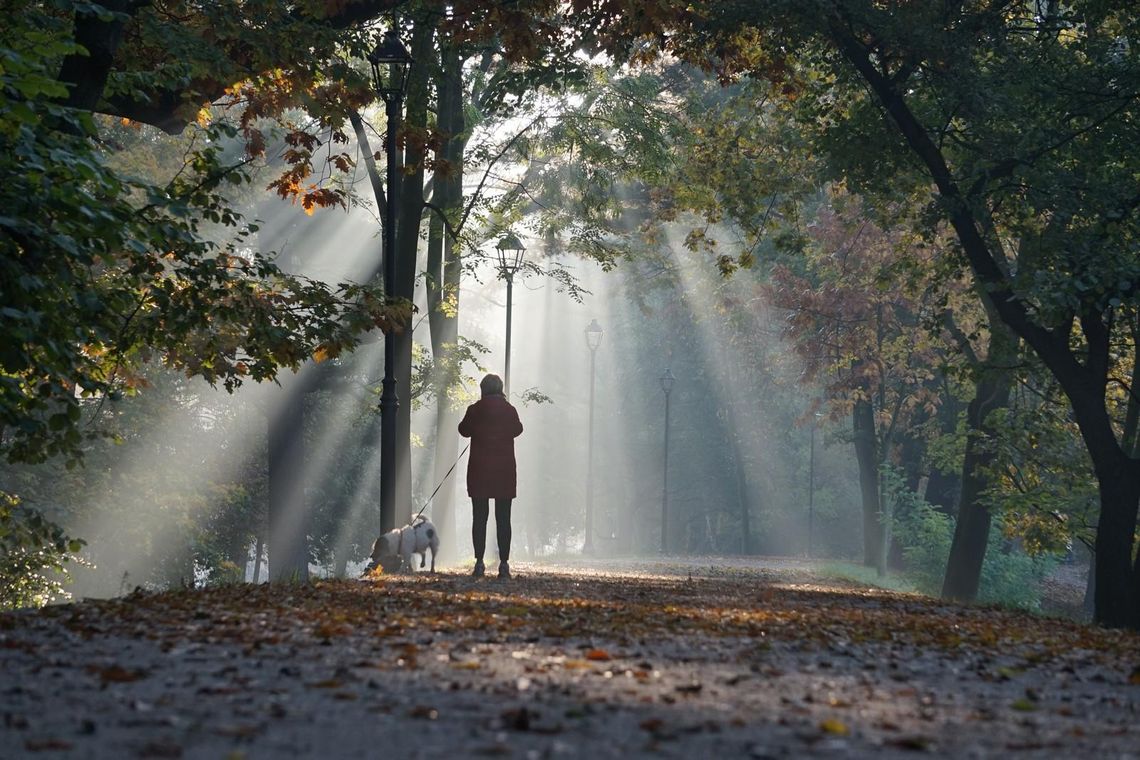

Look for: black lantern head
[495,232,526,277]
[660,368,675,394]
[368,29,413,102]
[585,319,603,351]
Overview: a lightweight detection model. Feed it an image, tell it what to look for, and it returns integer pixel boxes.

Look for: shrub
[977,537,1057,611]
[0,493,85,609]
[888,469,1057,610]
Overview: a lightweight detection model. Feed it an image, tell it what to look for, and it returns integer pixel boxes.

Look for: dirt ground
[2,558,1138,759]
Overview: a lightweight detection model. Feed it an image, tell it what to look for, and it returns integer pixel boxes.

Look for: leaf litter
[1,558,1138,758]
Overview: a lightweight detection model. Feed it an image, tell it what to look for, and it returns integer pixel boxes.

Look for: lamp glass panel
[495,233,525,274]
[585,320,603,350]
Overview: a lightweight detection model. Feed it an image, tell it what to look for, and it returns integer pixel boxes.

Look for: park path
[1,558,1138,758]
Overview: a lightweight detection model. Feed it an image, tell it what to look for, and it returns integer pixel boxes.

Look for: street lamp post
[495,232,526,398]
[369,29,413,534]
[583,319,603,555]
[660,368,675,554]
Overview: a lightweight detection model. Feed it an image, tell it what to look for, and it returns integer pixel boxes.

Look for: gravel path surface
[2,558,1137,758]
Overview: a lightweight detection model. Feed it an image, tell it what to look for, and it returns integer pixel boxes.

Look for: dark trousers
[472,498,512,563]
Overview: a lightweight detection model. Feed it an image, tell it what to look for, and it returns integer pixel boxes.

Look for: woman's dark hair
[479,374,504,397]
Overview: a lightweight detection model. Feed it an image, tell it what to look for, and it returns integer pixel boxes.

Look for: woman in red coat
[458,374,523,579]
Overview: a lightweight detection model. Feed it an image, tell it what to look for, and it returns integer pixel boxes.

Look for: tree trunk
[1082,543,1096,621]
[223,532,248,585]
[853,398,882,567]
[926,392,965,517]
[333,550,350,579]
[733,441,752,554]
[331,519,354,578]
[252,534,264,583]
[391,21,434,523]
[57,1,133,113]
[267,370,310,582]
[1062,369,1140,628]
[425,43,466,564]
[877,484,891,577]
[924,467,960,517]
[941,364,1013,600]
[1092,446,1140,628]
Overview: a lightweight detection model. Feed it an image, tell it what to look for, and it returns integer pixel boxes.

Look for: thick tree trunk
[222,532,248,584]
[1082,543,1096,621]
[333,550,350,579]
[1092,447,1140,628]
[924,467,960,517]
[391,22,434,523]
[877,488,891,576]
[898,427,927,493]
[852,398,882,568]
[330,517,354,578]
[1060,372,1140,628]
[425,44,466,564]
[424,210,461,560]
[57,1,133,112]
[392,327,415,526]
[941,365,1013,600]
[267,371,310,582]
[925,393,966,516]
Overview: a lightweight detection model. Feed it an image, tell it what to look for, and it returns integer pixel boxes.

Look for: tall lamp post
[583,319,603,555]
[660,368,675,554]
[369,29,413,534]
[495,232,526,398]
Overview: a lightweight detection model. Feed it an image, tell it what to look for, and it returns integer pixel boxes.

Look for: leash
[413,442,470,520]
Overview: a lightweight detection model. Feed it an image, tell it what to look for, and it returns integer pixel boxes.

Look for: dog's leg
[430,536,439,573]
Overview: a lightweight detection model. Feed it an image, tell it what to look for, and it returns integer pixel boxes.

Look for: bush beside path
[1,559,1138,758]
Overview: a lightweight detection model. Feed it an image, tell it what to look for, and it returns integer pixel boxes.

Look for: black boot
[472,559,485,578]
[498,560,510,580]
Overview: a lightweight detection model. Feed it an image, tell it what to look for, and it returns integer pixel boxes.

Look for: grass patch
[816,562,922,594]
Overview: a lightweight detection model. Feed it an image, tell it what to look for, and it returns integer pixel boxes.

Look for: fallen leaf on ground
[820,718,849,735]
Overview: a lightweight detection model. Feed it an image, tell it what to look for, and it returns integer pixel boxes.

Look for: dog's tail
[411,514,428,526]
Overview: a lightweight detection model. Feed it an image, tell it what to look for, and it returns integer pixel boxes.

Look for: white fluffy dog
[366,515,439,574]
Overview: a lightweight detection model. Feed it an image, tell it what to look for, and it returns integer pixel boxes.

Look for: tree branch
[348,109,388,222]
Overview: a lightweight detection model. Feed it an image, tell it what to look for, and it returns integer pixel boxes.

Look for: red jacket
[458,394,523,499]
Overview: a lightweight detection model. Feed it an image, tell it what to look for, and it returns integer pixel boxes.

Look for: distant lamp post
[808,411,823,558]
[583,319,603,555]
[660,368,675,554]
[495,232,526,398]
[368,28,413,534]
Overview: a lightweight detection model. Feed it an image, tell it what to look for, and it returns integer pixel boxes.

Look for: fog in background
[7,157,861,599]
